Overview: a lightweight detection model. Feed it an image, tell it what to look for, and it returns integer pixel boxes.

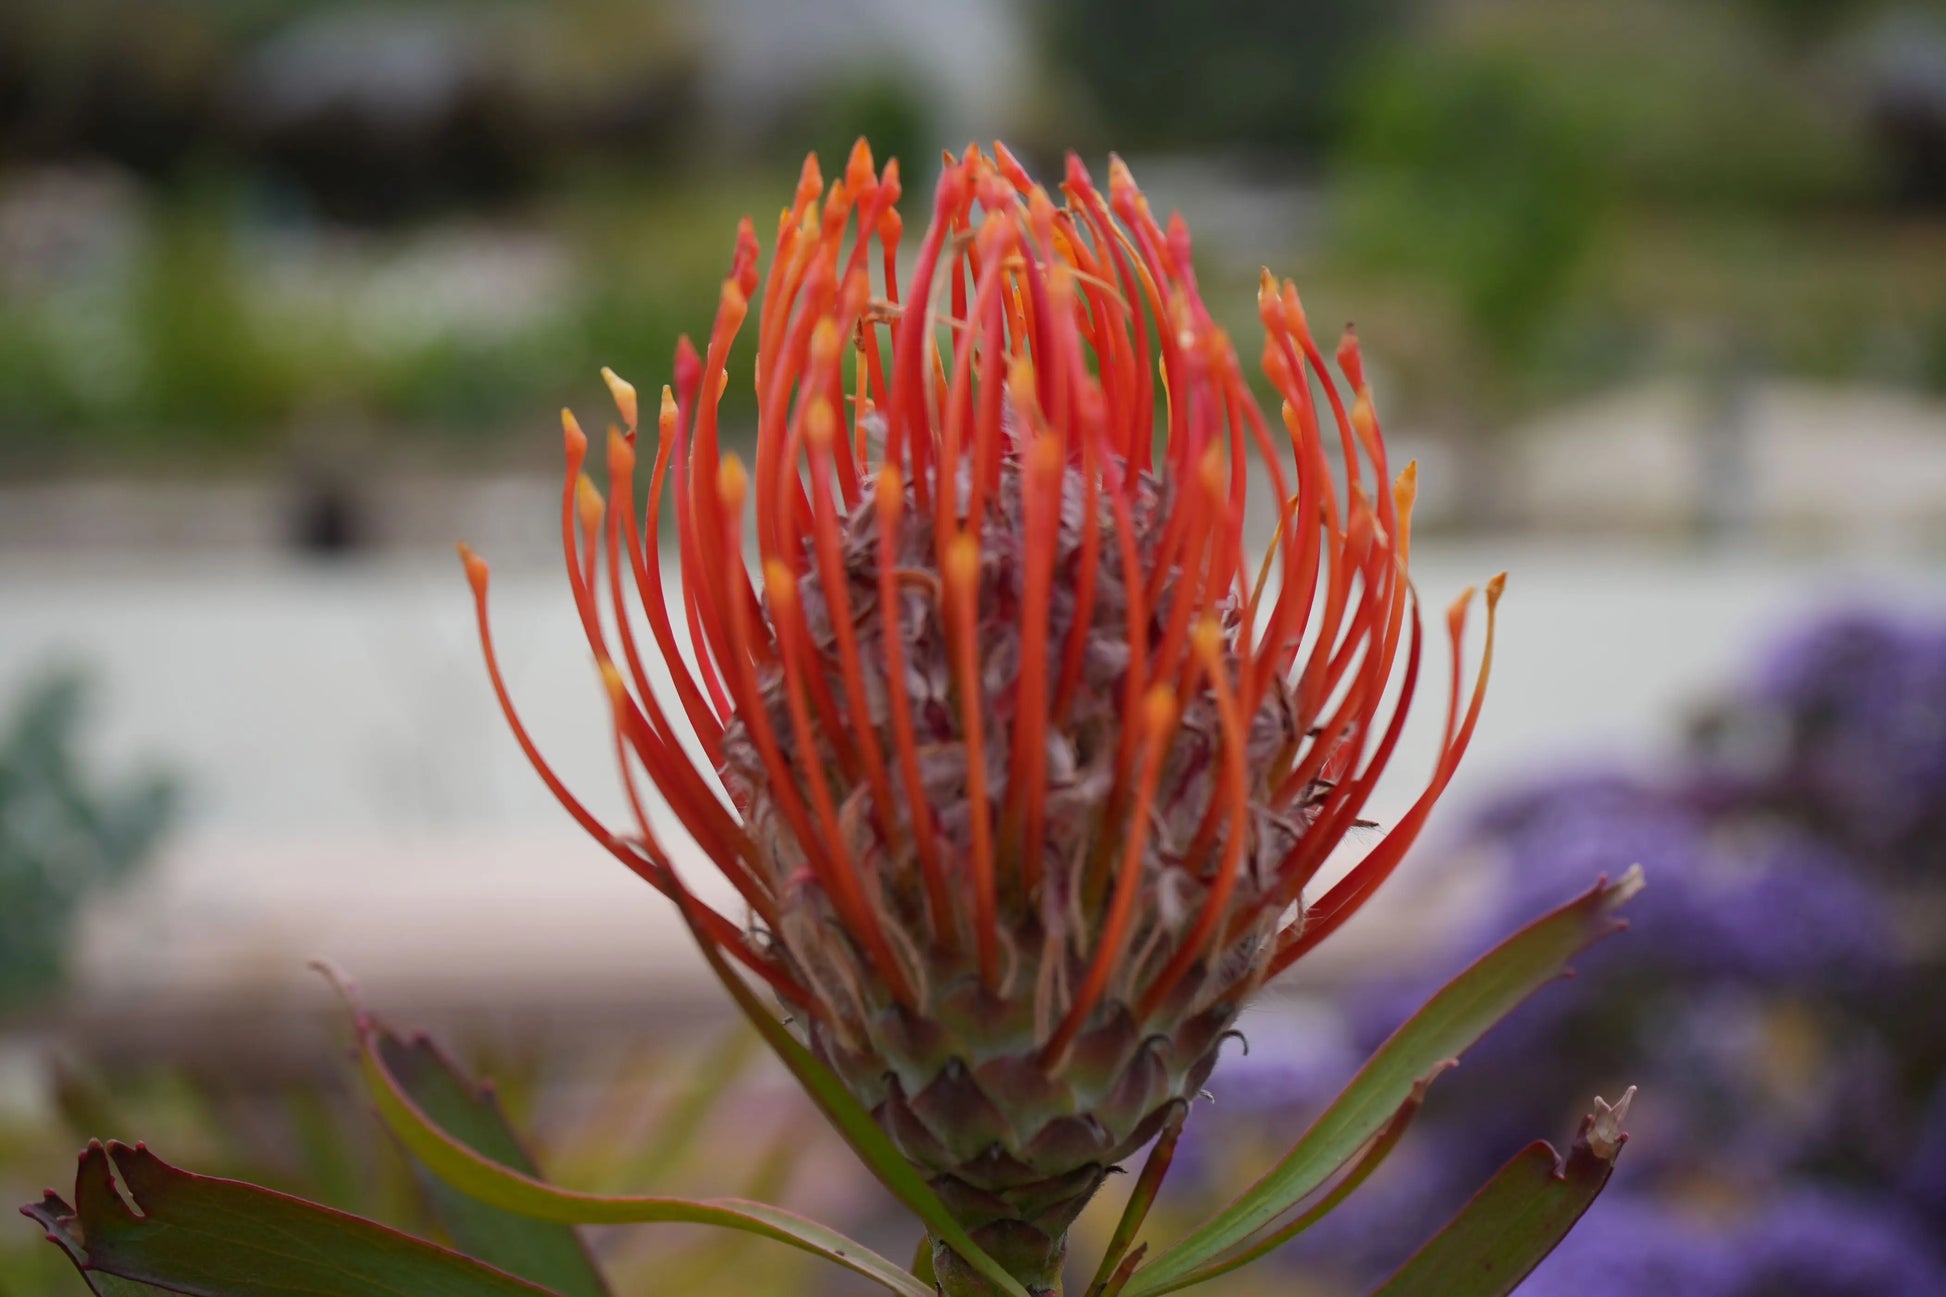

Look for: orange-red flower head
[460,139,1499,1286]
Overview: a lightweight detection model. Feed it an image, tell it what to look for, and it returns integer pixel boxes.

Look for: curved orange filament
[458,545,803,1004]
[875,467,956,948]
[1139,622,1251,1019]
[601,438,775,927]
[763,559,916,1009]
[803,401,904,860]
[465,143,1489,1038]
[1006,432,1063,896]
[622,388,726,766]
[944,531,999,987]
[1042,685,1177,1068]
[1271,576,1503,972]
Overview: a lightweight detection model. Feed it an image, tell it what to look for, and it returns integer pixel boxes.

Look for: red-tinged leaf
[1083,1102,1186,1297]
[1124,868,1643,1296]
[371,1025,613,1297]
[20,1141,564,1297]
[17,1190,171,1297]
[1363,1089,1635,1297]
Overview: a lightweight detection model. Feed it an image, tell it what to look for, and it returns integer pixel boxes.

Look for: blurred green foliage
[0,0,1942,468]
[1318,0,1946,423]
[0,1022,835,1296]
[0,670,176,1016]
[1039,0,1406,158]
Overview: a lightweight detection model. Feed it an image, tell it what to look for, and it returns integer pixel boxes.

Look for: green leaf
[667,890,1033,1297]
[1144,1065,1447,1293]
[335,977,936,1297]
[372,1026,614,1297]
[20,1141,565,1297]
[1124,868,1642,1296]
[1363,1090,1633,1297]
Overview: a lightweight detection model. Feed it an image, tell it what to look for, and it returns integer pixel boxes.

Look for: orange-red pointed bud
[810,317,842,368]
[718,279,749,331]
[457,542,489,595]
[845,137,875,192]
[1396,461,1420,513]
[943,531,979,592]
[875,465,904,517]
[1142,683,1179,738]
[607,426,636,479]
[1198,443,1227,500]
[601,367,638,431]
[1027,433,1062,483]
[561,409,587,462]
[993,140,1033,193]
[1337,326,1366,390]
[717,454,748,512]
[796,152,823,207]
[763,558,798,607]
[576,474,605,532]
[1191,615,1224,664]
[805,397,837,452]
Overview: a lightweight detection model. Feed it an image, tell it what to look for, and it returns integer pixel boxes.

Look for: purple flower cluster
[1521,1191,1946,1297]
[1174,608,1946,1293]
[1695,610,1946,871]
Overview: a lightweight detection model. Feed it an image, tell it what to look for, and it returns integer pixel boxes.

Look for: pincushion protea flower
[459,140,1500,1294]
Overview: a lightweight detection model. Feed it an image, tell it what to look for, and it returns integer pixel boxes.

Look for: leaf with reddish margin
[15,1186,170,1297]
[1124,867,1643,1295]
[21,1140,564,1297]
[372,1026,612,1297]
[1363,1090,1634,1297]
[1083,1102,1186,1297]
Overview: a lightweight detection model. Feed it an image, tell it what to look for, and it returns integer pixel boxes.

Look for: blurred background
[4,0,1946,1292]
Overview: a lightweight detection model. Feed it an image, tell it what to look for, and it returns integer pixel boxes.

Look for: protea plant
[23,139,1638,1297]
[453,140,1632,1296]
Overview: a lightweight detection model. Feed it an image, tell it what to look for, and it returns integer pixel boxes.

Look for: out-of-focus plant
[21,141,1638,1296]
[0,669,176,1016]
[1326,0,1942,449]
[5,1017,825,1297]
[1036,0,1404,159]
[1167,608,1946,1295]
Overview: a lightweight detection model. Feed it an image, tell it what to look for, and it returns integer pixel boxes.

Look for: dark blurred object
[289,469,367,557]
[1852,9,1946,208]
[0,1,701,225]
[1039,0,1404,161]
[229,8,545,224]
[0,669,177,1016]
[0,1,220,183]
